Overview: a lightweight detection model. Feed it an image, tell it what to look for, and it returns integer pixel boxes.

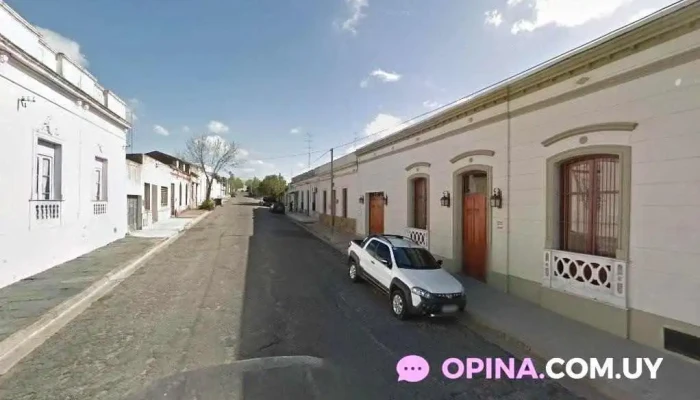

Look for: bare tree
[183,134,239,202]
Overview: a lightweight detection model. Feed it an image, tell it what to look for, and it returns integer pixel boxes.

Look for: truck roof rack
[367,234,410,242]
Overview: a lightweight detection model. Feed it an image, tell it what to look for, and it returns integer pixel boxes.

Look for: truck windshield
[392,248,441,270]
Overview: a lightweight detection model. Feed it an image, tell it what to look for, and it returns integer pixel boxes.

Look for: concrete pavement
[0,199,583,399]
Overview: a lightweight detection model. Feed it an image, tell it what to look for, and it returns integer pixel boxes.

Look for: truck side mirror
[380,258,391,267]
[437,259,443,266]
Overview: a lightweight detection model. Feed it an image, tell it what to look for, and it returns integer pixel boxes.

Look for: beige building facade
[288,2,700,359]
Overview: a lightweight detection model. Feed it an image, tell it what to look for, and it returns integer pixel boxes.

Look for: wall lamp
[490,188,503,209]
[358,195,364,204]
[440,191,451,207]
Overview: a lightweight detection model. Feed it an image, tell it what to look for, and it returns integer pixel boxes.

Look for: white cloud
[207,120,230,134]
[423,100,440,109]
[237,148,250,158]
[241,168,256,173]
[36,27,88,67]
[345,113,411,154]
[126,98,140,122]
[370,69,401,82]
[484,10,504,27]
[510,0,634,34]
[296,162,305,168]
[340,0,368,35]
[250,159,266,165]
[290,127,301,134]
[153,125,169,136]
[361,69,402,88]
[182,125,191,133]
[507,0,524,6]
[627,8,655,23]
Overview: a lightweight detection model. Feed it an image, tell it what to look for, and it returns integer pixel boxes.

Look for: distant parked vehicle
[270,202,285,214]
[261,196,275,207]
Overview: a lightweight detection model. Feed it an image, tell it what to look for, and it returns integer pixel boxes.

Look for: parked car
[347,234,466,320]
[261,196,275,206]
[270,202,285,214]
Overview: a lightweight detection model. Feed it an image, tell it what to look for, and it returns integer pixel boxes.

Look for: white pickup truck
[347,234,466,320]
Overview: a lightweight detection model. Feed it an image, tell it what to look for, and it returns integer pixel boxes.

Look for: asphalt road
[0,198,585,400]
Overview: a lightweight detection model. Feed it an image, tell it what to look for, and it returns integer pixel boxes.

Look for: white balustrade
[543,249,627,308]
[93,202,107,215]
[407,227,429,249]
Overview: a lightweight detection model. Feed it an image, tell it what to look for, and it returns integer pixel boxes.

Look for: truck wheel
[391,290,409,320]
[348,260,361,283]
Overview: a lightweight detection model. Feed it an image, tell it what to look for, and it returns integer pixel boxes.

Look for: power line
[254,3,689,167]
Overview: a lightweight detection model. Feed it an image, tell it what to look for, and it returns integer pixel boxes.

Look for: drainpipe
[505,85,512,294]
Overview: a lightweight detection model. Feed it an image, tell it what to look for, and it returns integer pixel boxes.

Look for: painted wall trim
[357,45,700,167]
[541,122,638,147]
[449,150,496,164]
[0,42,130,129]
[405,162,431,171]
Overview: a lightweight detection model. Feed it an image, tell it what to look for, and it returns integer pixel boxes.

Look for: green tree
[227,176,244,193]
[258,174,287,200]
[247,177,261,196]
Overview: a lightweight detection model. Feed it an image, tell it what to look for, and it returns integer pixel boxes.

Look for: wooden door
[368,193,384,234]
[463,193,487,281]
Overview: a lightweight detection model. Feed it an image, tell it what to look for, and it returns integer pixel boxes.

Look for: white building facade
[0,3,131,288]
[289,3,700,357]
[126,154,175,230]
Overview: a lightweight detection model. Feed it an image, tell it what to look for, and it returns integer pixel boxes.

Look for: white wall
[351,28,700,328]
[126,160,141,196]
[0,3,128,119]
[0,59,128,288]
[140,156,172,225]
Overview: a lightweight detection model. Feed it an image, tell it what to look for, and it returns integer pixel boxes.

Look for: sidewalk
[130,209,208,238]
[286,213,700,400]
[0,237,162,342]
[287,212,362,250]
[0,210,211,374]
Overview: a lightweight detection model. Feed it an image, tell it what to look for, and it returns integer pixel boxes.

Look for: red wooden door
[463,194,487,281]
[369,193,385,234]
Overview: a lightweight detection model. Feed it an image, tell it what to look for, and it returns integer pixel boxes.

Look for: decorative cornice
[356,2,699,155]
[405,162,431,171]
[541,122,638,147]
[449,150,496,164]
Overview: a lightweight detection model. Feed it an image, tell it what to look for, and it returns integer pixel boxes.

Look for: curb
[457,313,618,400]
[0,210,212,375]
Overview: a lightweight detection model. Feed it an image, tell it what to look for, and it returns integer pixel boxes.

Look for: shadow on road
[232,207,588,400]
[236,208,357,399]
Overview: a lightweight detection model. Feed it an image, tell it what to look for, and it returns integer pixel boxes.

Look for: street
[0,198,584,400]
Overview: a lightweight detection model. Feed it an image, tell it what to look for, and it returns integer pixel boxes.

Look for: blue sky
[7,0,677,180]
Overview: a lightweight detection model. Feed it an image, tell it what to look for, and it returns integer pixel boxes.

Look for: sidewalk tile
[0,236,162,343]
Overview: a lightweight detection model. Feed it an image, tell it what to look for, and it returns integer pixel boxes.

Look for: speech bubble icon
[396,355,430,383]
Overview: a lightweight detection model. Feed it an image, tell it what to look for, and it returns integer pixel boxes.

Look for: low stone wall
[319,214,356,234]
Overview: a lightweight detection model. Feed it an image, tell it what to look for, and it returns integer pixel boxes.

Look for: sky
[6,0,679,181]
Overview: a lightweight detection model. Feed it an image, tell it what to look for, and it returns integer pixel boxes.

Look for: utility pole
[305,133,312,169]
[329,147,334,236]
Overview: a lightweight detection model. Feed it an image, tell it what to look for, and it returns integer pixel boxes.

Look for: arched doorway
[460,170,488,281]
